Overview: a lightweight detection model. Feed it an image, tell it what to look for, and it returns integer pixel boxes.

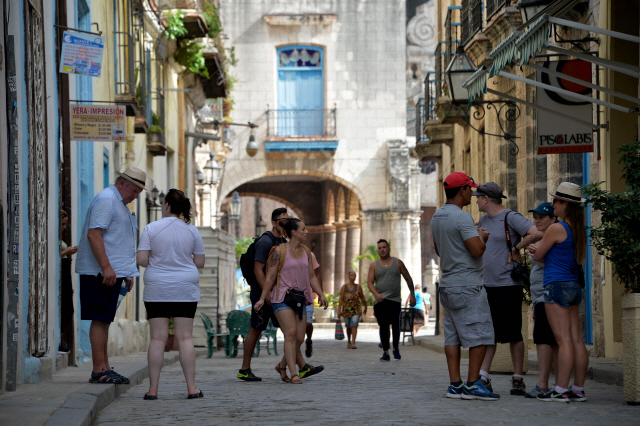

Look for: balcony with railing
[156,0,208,38]
[461,0,483,45]
[264,108,338,153]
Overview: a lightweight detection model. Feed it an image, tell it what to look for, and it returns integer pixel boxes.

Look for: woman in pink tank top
[255,219,328,384]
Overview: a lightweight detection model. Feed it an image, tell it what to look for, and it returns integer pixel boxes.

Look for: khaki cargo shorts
[439,285,494,348]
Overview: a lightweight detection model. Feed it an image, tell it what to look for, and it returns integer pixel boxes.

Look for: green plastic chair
[261,319,278,356]
[225,310,259,358]
[199,312,217,358]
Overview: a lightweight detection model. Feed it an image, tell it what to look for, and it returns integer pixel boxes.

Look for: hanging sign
[59,31,104,77]
[536,60,594,154]
[70,104,126,142]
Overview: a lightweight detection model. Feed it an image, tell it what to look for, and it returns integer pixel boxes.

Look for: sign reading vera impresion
[59,31,104,77]
[536,60,594,155]
[70,105,126,142]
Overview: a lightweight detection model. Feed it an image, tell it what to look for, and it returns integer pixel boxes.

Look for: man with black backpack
[237,207,289,381]
[473,182,543,396]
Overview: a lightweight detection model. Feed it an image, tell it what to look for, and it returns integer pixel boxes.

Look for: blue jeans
[543,281,583,308]
[344,315,360,328]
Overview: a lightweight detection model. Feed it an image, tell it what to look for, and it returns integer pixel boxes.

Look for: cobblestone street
[95,329,638,426]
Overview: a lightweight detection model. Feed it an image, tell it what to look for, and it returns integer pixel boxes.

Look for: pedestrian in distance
[431,172,499,401]
[75,166,145,385]
[338,270,367,349]
[136,189,206,400]
[405,283,429,337]
[254,218,328,384]
[524,202,559,399]
[530,182,589,403]
[367,239,416,361]
[59,210,78,354]
[237,208,289,382]
[473,182,544,395]
[305,262,322,358]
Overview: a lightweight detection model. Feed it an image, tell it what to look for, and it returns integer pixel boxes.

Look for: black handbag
[504,212,531,287]
[284,289,306,319]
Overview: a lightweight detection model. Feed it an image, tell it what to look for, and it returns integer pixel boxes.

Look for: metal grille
[25,0,49,357]
[266,109,336,138]
[133,0,146,117]
[486,0,508,21]
[434,50,442,99]
[461,0,483,45]
[115,0,135,98]
[425,78,437,121]
[445,10,453,71]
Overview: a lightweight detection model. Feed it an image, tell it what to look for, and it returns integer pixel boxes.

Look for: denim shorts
[344,315,360,328]
[543,281,583,308]
[273,302,308,317]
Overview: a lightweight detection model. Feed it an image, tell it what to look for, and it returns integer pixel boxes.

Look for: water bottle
[116,281,129,309]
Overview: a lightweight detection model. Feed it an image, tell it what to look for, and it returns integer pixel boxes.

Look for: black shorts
[485,285,523,344]
[144,302,198,319]
[250,294,279,331]
[80,274,124,324]
[533,302,558,346]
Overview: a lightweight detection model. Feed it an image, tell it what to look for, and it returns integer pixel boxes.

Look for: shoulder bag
[504,212,531,287]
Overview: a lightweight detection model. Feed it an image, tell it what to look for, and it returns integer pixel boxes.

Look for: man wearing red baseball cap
[431,172,499,401]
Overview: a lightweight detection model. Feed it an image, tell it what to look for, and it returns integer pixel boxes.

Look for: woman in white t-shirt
[136,189,206,400]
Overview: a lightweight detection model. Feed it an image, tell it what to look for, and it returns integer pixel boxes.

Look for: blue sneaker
[461,380,500,401]
[380,352,390,362]
[393,349,401,360]
[446,382,465,399]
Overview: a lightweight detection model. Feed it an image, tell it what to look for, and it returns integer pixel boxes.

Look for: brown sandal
[290,374,303,384]
[275,363,291,383]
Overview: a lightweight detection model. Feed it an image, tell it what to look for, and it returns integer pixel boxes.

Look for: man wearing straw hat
[76,166,146,385]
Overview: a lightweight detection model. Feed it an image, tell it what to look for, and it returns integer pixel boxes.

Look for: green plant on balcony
[163,11,188,40]
[163,11,209,78]
[148,112,164,134]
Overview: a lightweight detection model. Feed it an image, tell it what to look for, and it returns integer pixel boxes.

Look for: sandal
[110,368,130,384]
[187,390,204,399]
[347,343,352,349]
[143,393,158,400]
[351,344,357,349]
[275,363,291,383]
[89,370,125,384]
[290,374,303,384]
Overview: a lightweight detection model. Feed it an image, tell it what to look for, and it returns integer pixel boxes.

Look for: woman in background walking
[137,189,206,400]
[531,183,588,402]
[338,271,367,349]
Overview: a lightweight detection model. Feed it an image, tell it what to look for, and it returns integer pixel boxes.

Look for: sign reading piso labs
[536,60,594,155]
[70,104,126,142]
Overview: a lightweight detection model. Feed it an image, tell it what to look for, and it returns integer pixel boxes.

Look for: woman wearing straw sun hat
[528,182,588,403]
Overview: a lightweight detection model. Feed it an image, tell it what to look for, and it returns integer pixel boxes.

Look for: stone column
[410,213,422,290]
[320,224,336,295]
[344,220,361,277]
[333,222,347,293]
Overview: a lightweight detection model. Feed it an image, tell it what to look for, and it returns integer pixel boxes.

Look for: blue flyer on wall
[59,31,104,77]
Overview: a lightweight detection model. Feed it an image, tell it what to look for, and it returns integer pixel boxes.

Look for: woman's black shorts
[144,302,198,319]
[533,302,558,346]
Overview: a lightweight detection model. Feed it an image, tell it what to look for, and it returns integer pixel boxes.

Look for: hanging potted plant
[584,138,640,405]
[148,112,164,143]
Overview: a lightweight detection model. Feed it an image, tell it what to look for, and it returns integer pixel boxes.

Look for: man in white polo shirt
[76,166,145,385]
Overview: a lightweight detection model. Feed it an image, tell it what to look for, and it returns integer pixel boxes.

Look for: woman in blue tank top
[530,182,588,403]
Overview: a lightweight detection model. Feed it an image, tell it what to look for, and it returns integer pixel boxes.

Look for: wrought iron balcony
[266,108,336,140]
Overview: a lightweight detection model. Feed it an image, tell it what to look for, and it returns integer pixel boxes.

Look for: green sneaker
[237,368,262,382]
[525,386,549,398]
[298,363,324,379]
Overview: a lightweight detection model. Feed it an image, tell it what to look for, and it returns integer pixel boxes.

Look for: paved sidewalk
[94,329,638,426]
[0,349,206,426]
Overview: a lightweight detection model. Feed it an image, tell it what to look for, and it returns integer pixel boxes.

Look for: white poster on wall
[536,60,594,154]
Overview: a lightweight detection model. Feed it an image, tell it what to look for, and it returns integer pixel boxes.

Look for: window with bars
[486,0,508,21]
[461,0,483,45]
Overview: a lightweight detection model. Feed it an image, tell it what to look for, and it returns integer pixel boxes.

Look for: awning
[464,13,640,115]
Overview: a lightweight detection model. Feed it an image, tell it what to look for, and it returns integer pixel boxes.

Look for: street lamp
[146,186,163,222]
[203,151,222,185]
[445,45,477,104]
[229,191,242,221]
[255,216,267,237]
[196,169,206,184]
[517,0,552,24]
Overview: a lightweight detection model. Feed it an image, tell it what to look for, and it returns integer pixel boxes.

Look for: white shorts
[306,304,314,324]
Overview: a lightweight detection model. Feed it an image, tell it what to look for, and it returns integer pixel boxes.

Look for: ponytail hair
[283,218,301,239]
[165,188,192,223]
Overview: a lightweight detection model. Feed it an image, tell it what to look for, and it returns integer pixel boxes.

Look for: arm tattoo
[269,250,280,269]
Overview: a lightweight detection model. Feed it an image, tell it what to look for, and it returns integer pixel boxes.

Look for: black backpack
[239,231,277,286]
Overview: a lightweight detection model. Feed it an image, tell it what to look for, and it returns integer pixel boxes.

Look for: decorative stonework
[263,14,337,26]
[407,1,436,96]
[414,143,443,162]
[484,7,522,46]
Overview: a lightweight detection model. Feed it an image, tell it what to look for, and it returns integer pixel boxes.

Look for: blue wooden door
[277,46,324,136]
